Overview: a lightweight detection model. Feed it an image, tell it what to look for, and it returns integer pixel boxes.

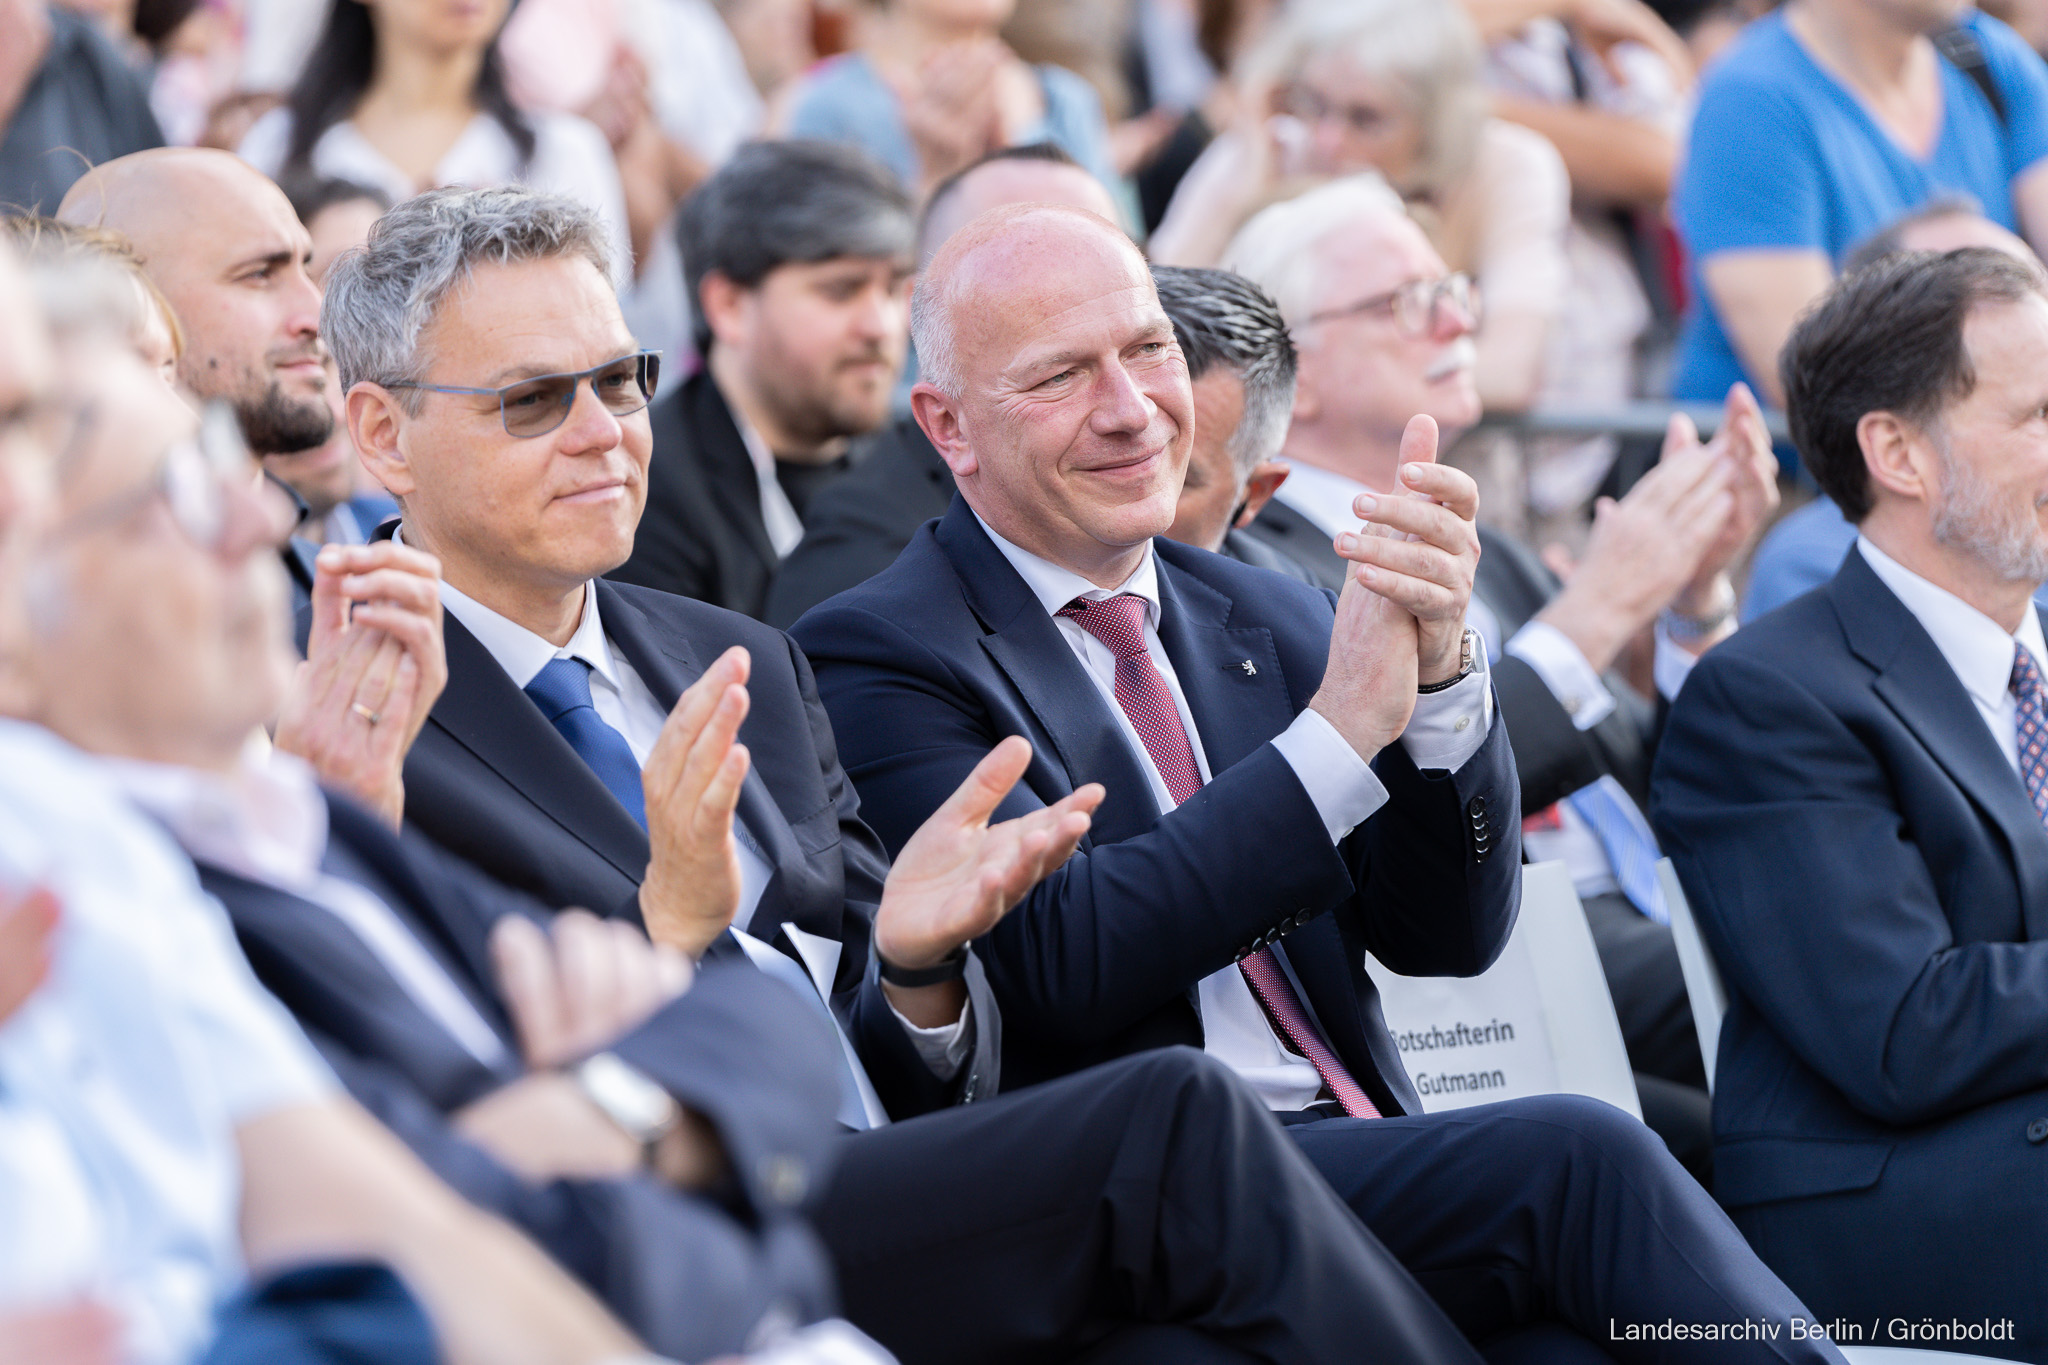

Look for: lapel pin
[1226,659,1257,676]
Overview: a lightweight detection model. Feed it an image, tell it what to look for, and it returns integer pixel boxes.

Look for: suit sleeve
[800,603,1515,1051]
[395,824,857,1187]
[1653,649,2048,1126]
[310,1027,836,1361]
[1349,714,1521,978]
[780,633,1004,1119]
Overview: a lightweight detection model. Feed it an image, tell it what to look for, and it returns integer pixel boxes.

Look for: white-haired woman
[1153,0,1567,419]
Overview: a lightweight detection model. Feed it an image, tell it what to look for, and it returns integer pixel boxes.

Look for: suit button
[1468,796,1487,817]
[2029,1119,2048,1145]
[961,1078,978,1104]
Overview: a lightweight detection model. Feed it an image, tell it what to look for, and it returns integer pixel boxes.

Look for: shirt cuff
[1652,619,1703,702]
[1506,620,1616,731]
[888,995,973,1081]
[1400,649,1495,773]
[1271,707,1390,843]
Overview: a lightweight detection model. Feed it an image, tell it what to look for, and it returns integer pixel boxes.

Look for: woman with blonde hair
[1152,0,1567,419]
[0,217,184,396]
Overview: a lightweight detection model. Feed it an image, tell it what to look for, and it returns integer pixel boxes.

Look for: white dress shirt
[732,407,807,559]
[0,721,335,1365]
[432,568,969,1084]
[106,751,513,1073]
[1859,537,2048,768]
[977,516,1491,1110]
[1277,461,1690,900]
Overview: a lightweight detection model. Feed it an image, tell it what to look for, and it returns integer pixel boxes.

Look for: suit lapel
[596,581,816,938]
[688,373,780,573]
[1152,549,1295,775]
[1246,498,1346,593]
[935,502,1157,845]
[425,611,651,884]
[1836,551,2048,941]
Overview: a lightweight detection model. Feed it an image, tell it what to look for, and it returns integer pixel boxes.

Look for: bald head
[908,205,1192,585]
[919,155,1120,268]
[912,203,1144,396]
[62,148,336,474]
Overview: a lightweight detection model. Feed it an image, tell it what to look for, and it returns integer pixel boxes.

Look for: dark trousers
[1283,1095,1844,1365]
[811,1048,1488,1365]
[1582,891,1715,1183]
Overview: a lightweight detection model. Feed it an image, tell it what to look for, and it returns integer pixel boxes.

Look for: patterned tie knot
[525,656,598,722]
[1058,593,1150,660]
[2013,645,2046,705]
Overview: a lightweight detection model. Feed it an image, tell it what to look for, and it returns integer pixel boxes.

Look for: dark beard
[237,380,334,455]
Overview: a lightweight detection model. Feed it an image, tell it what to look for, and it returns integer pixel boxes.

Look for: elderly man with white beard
[1223,176,1780,1178]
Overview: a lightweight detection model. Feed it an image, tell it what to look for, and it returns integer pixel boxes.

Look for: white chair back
[1656,857,1728,1094]
[1366,862,1640,1119]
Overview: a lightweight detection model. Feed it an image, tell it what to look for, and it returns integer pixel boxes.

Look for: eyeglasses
[1302,274,1480,337]
[385,350,662,439]
[1278,83,1400,140]
[49,401,262,552]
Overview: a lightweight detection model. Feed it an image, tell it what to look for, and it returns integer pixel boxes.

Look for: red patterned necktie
[2011,645,2048,827]
[1058,593,1379,1118]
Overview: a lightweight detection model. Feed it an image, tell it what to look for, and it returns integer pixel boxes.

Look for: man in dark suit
[330,183,1560,1365]
[1219,179,1780,1159]
[794,201,1843,1360]
[610,142,914,619]
[1655,248,2048,1357]
[766,153,1299,628]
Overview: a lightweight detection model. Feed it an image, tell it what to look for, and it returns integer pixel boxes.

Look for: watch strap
[878,945,968,988]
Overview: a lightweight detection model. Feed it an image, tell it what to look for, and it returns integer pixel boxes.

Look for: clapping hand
[1534,383,1772,671]
[0,1300,119,1365]
[273,541,447,827]
[639,647,751,958]
[491,909,692,1070]
[874,737,1102,1024]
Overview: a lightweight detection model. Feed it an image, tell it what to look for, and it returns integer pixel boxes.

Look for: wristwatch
[574,1051,680,1166]
[1416,627,1481,695]
[878,944,968,988]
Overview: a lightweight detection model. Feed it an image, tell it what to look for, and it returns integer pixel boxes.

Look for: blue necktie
[525,657,647,829]
[1566,777,1669,924]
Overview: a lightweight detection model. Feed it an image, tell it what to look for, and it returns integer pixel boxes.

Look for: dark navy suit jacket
[203,791,843,1362]
[391,565,1001,1120]
[792,498,1522,1111]
[1653,546,2048,1340]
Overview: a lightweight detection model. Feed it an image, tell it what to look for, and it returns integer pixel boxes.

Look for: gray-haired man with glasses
[1223,172,1783,1172]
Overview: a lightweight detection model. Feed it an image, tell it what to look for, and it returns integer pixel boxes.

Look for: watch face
[578,1053,677,1138]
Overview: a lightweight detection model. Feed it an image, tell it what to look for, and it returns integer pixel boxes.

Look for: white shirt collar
[973,509,1163,625]
[101,744,329,891]
[1273,457,1376,540]
[397,524,620,694]
[1857,535,2048,710]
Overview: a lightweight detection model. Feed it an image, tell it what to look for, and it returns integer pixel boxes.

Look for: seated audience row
[0,137,1858,1361]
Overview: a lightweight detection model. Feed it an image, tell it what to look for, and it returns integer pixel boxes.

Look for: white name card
[1366,861,1640,1119]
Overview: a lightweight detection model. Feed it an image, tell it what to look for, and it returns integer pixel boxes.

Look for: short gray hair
[1243,0,1485,200]
[1152,265,1297,476]
[909,266,960,396]
[323,185,614,402]
[1220,174,1408,325]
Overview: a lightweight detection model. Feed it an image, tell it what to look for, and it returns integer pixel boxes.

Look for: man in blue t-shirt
[1673,1,2048,407]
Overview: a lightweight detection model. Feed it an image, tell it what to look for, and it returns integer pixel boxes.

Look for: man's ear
[911,384,978,478]
[697,271,751,354]
[349,383,414,500]
[1234,460,1290,528]
[1858,410,1938,506]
